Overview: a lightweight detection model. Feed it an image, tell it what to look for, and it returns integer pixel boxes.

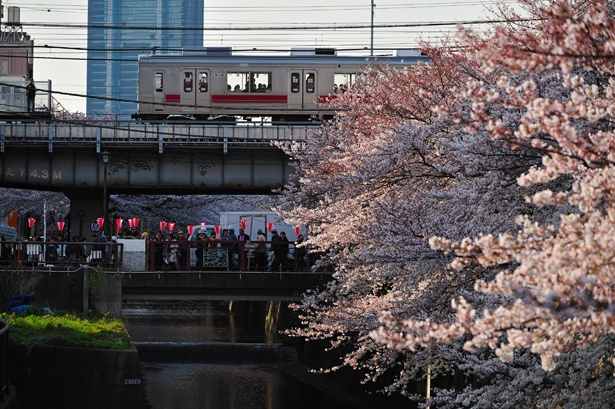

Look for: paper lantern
[187,225,194,235]
[97,218,104,229]
[28,218,36,228]
[199,222,206,226]
[214,225,220,235]
[267,222,273,232]
[57,221,65,231]
[115,218,123,233]
[168,222,175,233]
[133,218,140,228]
[295,225,300,236]
[240,219,247,230]
[159,221,167,232]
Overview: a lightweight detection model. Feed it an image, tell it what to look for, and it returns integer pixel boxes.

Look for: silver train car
[134,48,428,122]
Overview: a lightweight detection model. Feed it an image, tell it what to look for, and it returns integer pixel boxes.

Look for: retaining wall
[8,344,147,409]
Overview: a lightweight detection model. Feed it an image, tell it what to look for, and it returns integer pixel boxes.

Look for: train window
[252,72,271,92]
[227,72,271,93]
[198,72,208,92]
[334,73,357,93]
[155,72,164,93]
[183,72,193,93]
[306,73,315,93]
[291,73,300,93]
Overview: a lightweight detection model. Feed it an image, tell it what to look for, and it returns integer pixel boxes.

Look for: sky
[5,0,518,113]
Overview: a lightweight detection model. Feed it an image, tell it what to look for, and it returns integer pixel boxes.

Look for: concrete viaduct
[0,121,315,238]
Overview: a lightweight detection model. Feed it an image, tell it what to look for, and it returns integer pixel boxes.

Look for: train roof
[137,49,429,66]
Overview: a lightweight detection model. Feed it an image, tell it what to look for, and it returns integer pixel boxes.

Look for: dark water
[122,300,391,409]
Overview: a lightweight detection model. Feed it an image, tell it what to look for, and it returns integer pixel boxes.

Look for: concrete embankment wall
[8,344,147,409]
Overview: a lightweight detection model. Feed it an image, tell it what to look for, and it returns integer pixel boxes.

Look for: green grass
[0,309,132,350]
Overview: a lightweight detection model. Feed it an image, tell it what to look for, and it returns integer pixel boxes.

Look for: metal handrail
[0,122,318,150]
[0,240,124,270]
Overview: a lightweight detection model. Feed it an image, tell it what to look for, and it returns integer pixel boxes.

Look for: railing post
[47,122,54,153]
[158,124,164,154]
[0,122,4,153]
[223,126,228,154]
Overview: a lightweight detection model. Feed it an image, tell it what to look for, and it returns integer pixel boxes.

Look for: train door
[152,70,165,112]
[288,70,318,111]
[180,69,211,114]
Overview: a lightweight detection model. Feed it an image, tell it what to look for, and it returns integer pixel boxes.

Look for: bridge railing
[0,240,124,269]
[0,121,318,151]
[146,238,322,273]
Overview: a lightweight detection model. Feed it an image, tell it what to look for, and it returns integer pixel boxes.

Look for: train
[133,47,429,122]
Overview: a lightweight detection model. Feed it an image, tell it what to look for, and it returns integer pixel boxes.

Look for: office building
[87,0,203,118]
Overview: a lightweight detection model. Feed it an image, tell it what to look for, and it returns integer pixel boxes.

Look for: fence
[0,240,124,269]
[147,238,319,272]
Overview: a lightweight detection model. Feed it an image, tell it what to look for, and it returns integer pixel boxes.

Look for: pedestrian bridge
[121,270,332,302]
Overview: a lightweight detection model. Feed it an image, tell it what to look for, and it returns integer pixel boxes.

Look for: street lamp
[101,150,110,238]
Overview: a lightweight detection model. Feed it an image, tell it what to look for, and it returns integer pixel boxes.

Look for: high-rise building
[87,0,203,118]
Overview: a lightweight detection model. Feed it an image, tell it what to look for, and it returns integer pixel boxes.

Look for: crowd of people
[149,226,309,272]
[0,227,312,272]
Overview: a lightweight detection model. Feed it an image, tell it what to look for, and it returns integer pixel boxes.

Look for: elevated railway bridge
[0,120,318,238]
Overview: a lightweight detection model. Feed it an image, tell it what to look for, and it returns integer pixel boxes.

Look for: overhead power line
[21,19,510,32]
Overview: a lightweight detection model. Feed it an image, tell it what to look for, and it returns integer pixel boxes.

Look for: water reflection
[123,300,283,344]
[124,300,393,409]
[141,363,369,409]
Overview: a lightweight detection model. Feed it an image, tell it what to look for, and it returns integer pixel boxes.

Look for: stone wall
[8,344,147,409]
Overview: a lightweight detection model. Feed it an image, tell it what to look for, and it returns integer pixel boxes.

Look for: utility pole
[370,0,375,56]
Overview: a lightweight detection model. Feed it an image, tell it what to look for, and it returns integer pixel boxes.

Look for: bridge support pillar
[67,190,105,239]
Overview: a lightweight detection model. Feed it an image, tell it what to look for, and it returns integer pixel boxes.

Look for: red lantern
[295,225,300,236]
[267,222,273,232]
[115,218,123,233]
[128,218,135,229]
[57,221,65,231]
[200,222,206,226]
[160,221,167,232]
[240,219,247,230]
[168,223,175,233]
[187,225,194,235]
[97,218,104,229]
[214,225,220,235]
[134,218,140,228]
[28,218,36,228]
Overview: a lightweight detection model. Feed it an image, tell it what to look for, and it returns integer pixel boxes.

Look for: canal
[122,300,404,409]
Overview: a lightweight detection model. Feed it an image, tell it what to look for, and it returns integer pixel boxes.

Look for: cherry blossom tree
[278,36,550,402]
[365,0,615,404]
[279,0,615,406]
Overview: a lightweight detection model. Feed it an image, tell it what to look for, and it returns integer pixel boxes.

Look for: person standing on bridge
[236,228,250,270]
[255,229,267,270]
[195,231,206,270]
[269,229,281,272]
[176,230,187,269]
[25,78,36,112]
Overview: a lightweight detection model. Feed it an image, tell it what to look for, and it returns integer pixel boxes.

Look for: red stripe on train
[165,94,181,103]
[212,94,288,103]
